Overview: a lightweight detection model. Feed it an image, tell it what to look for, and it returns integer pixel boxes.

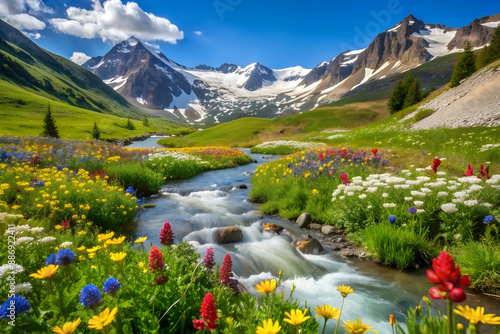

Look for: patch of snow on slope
[136,97,147,105]
[372,61,391,76]
[481,22,500,28]
[351,68,374,90]
[412,27,457,58]
[189,103,208,122]
[321,77,349,94]
[103,76,128,90]
[387,24,400,32]
[169,90,197,109]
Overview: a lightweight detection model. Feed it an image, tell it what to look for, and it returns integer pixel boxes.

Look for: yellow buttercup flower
[454,305,500,325]
[30,265,59,279]
[106,236,126,245]
[77,231,87,235]
[52,318,81,334]
[255,279,277,295]
[284,309,310,326]
[87,246,101,253]
[342,319,377,334]
[256,319,281,334]
[97,231,115,242]
[337,285,354,297]
[54,225,63,230]
[77,246,86,251]
[135,236,147,243]
[389,314,396,325]
[110,252,127,262]
[88,307,118,330]
[138,262,145,268]
[314,304,340,320]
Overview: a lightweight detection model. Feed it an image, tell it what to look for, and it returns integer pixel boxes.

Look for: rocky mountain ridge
[82,14,500,124]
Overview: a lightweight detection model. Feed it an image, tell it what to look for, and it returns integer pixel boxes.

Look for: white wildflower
[406,180,422,186]
[339,196,345,200]
[447,186,457,190]
[437,192,448,197]
[454,191,468,198]
[463,200,478,207]
[30,227,44,233]
[414,201,424,207]
[382,193,388,198]
[60,241,73,248]
[411,191,426,197]
[421,187,432,193]
[366,187,378,193]
[347,192,355,196]
[0,264,24,278]
[417,176,431,181]
[436,171,447,175]
[457,177,482,184]
[38,236,57,244]
[386,177,406,184]
[359,194,367,199]
[481,203,492,208]
[415,168,425,172]
[417,209,425,214]
[383,203,396,208]
[404,197,413,201]
[441,203,458,213]
[14,282,32,294]
[367,205,372,209]
[468,185,483,191]
[14,237,34,246]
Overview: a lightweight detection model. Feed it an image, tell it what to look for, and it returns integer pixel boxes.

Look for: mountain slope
[0,19,145,119]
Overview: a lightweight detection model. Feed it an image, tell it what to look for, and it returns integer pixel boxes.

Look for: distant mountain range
[81,13,500,124]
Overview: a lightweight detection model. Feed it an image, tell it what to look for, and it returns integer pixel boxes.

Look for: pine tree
[91,121,101,140]
[450,42,476,88]
[42,104,59,138]
[387,81,406,114]
[403,77,421,109]
[125,118,135,130]
[143,117,149,127]
[477,26,500,68]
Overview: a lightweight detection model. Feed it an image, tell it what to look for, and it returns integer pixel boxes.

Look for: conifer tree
[476,25,500,68]
[403,77,421,109]
[125,118,135,130]
[42,104,59,138]
[91,121,100,140]
[387,81,407,114]
[450,42,476,87]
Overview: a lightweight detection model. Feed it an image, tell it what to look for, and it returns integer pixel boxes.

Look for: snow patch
[387,24,400,32]
[136,97,147,105]
[481,21,500,28]
[321,77,349,94]
[412,27,457,58]
[351,68,374,90]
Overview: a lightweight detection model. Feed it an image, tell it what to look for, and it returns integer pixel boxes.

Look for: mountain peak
[126,36,140,46]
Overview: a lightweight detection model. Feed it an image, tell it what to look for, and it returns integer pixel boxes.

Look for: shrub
[362,223,436,269]
[105,162,164,197]
[413,108,435,122]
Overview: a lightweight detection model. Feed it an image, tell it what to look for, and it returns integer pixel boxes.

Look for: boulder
[214,226,243,244]
[308,223,323,231]
[293,236,323,255]
[262,222,284,234]
[296,213,311,228]
[235,184,248,189]
[321,225,338,236]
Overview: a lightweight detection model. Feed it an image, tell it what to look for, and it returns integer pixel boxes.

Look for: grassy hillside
[159,100,389,147]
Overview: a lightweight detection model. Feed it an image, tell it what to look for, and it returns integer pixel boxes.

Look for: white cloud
[194,30,202,36]
[70,52,92,65]
[3,13,46,30]
[23,31,42,40]
[50,0,184,44]
[0,0,48,31]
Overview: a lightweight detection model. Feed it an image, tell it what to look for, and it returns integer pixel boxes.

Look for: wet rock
[235,184,248,189]
[293,236,322,255]
[321,225,338,236]
[308,223,323,231]
[296,213,311,228]
[214,226,243,244]
[262,222,284,234]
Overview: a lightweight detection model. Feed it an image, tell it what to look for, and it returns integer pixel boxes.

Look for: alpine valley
[81,13,500,124]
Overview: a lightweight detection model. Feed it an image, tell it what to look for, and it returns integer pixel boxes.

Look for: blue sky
[1,0,500,69]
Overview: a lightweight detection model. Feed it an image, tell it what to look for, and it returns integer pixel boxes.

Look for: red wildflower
[62,219,69,228]
[340,173,350,185]
[148,246,164,272]
[431,159,441,173]
[478,165,491,179]
[219,254,233,285]
[154,276,169,285]
[463,164,474,176]
[329,170,334,175]
[159,221,174,245]
[427,251,470,303]
[192,293,218,330]
[318,153,326,161]
[485,165,491,179]
[371,148,378,155]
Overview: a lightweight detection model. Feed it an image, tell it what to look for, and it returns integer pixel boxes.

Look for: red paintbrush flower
[148,246,164,272]
[192,293,218,330]
[463,164,474,176]
[485,165,491,179]
[159,221,174,245]
[371,148,378,155]
[427,251,470,303]
[431,159,441,173]
[219,254,233,285]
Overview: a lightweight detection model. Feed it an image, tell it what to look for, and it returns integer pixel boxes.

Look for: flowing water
[126,140,500,333]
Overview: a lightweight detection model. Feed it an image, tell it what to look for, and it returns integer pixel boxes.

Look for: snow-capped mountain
[83,14,500,124]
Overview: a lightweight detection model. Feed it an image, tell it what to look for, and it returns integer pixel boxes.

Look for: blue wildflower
[0,295,30,319]
[137,198,143,206]
[32,181,45,187]
[79,284,102,308]
[388,215,396,224]
[103,277,121,295]
[45,253,56,266]
[484,215,494,224]
[408,207,417,215]
[55,248,75,266]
